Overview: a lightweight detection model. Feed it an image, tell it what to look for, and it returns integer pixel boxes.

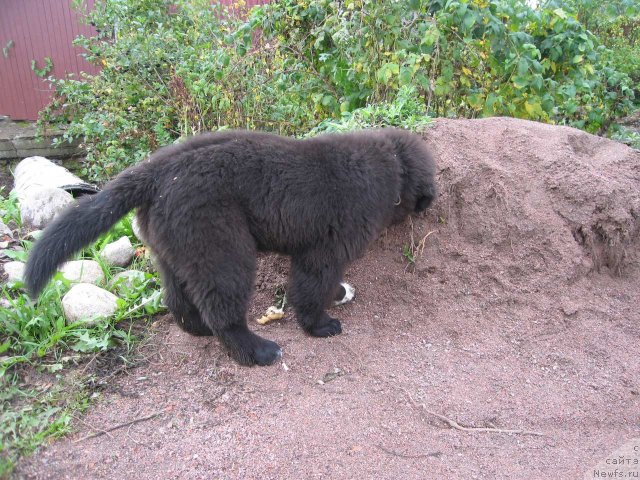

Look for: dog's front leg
[288,253,345,337]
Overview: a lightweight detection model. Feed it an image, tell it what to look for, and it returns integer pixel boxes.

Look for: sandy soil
[15,117,640,479]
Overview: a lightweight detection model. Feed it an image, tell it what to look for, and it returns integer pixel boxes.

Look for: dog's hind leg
[288,251,345,337]
[156,257,213,336]
[167,216,281,366]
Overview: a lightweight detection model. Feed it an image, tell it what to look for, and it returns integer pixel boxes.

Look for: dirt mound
[18,118,640,480]
[428,117,638,281]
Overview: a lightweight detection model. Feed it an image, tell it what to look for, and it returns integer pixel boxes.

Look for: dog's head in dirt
[384,129,438,225]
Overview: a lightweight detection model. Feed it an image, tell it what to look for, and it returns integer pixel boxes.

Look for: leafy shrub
[309,85,432,134]
[43,0,298,180]
[548,0,640,88]
[40,0,637,181]
[257,0,636,131]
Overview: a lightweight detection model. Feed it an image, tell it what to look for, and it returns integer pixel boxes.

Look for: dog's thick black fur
[25,129,437,366]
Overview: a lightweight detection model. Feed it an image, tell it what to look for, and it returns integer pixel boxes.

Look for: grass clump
[0,192,164,476]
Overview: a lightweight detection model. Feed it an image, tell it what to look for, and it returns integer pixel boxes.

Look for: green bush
[40,0,637,181]
[257,0,636,130]
[547,0,640,87]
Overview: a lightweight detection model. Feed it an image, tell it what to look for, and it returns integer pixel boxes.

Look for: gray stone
[62,283,119,325]
[100,236,134,267]
[0,220,12,238]
[0,120,82,161]
[3,261,25,283]
[19,186,74,228]
[60,260,104,285]
[0,138,18,160]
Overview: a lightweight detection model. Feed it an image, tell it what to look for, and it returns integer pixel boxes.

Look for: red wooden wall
[0,1,268,121]
[0,0,100,121]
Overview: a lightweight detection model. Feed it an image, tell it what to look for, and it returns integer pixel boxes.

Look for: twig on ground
[72,415,114,440]
[80,352,100,375]
[73,411,164,443]
[375,444,437,459]
[405,392,545,437]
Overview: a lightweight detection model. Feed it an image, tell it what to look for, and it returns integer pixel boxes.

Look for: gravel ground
[16,117,640,480]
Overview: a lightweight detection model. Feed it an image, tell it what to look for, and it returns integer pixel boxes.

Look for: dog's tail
[25,164,156,297]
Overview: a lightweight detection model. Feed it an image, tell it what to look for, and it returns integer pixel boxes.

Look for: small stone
[100,236,134,267]
[60,260,104,285]
[62,283,119,325]
[3,261,25,283]
[0,220,12,239]
[19,187,74,228]
[321,368,345,384]
[561,301,579,316]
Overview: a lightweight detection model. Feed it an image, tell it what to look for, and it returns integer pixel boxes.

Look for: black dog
[25,129,437,366]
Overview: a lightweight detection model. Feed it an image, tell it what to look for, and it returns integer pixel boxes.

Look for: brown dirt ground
[15,117,640,479]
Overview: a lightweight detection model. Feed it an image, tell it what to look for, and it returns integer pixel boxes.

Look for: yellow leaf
[524,100,542,117]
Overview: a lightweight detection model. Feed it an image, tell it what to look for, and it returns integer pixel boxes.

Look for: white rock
[19,186,74,228]
[100,236,134,267]
[3,261,25,283]
[0,220,12,238]
[62,283,119,325]
[111,269,146,293]
[13,156,84,193]
[60,260,104,285]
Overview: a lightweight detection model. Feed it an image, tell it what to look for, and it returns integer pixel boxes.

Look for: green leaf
[531,75,543,92]
[517,58,529,77]
[513,76,529,89]
[376,62,399,85]
[553,8,568,19]
[399,66,413,85]
[463,13,476,31]
[321,95,334,107]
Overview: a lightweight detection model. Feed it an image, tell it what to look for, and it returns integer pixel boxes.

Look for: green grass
[611,125,640,149]
[307,85,433,136]
[0,192,165,476]
[0,373,88,476]
[0,188,21,228]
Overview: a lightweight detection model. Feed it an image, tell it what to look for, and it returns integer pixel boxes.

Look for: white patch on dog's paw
[333,282,355,306]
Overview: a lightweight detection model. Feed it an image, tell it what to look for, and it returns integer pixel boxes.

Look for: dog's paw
[222,328,282,366]
[251,338,283,366]
[308,317,342,337]
[333,282,355,306]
